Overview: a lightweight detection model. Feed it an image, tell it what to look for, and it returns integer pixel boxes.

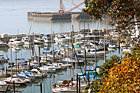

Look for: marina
[0,0,139,93]
[0,27,134,93]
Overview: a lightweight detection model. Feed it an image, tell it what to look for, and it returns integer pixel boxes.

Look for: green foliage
[83,0,140,29]
[83,89,88,93]
[99,55,120,75]
[88,55,120,92]
[95,46,140,92]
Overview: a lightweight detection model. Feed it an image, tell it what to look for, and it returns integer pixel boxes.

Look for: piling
[76,74,78,93]
[32,46,35,61]
[13,81,15,93]
[40,82,42,93]
[79,77,80,93]
[88,72,90,86]
[6,67,7,76]
[18,63,19,73]
[38,46,41,66]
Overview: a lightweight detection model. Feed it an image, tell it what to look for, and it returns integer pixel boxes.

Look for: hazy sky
[0,0,85,35]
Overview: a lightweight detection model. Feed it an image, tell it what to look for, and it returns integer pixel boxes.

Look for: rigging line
[72,45,83,73]
[71,25,87,82]
[72,46,88,83]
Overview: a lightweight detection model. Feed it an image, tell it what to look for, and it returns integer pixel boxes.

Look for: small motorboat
[4,77,27,86]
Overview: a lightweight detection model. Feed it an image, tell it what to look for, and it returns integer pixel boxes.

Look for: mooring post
[76,74,78,93]
[6,67,7,76]
[88,71,90,86]
[18,63,19,73]
[32,46,34,61]
[38,46,41,66]
[40,82,42,93]
[13,81,15,93]
[79,77,80,93]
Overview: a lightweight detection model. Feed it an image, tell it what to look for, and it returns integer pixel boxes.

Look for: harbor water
[0,43,123,93]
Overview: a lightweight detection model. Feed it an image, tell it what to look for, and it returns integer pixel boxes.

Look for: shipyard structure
[27,12,90,21]
[28,0,90,21]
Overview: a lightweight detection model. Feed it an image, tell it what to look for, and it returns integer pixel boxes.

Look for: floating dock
[27,12,90,20]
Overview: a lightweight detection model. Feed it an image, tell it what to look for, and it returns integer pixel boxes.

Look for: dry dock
[27,12,90,20]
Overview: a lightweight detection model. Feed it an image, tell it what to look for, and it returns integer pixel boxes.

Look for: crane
[72,0,82,11]
[58,0,84,13]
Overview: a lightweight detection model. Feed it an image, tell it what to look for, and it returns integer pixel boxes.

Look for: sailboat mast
[84,20,87,73]
[10,47,13,75]
[52,32,55,62]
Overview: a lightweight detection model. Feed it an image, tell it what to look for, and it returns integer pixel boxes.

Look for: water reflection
[28,17,111,34]
[0,46,9,53]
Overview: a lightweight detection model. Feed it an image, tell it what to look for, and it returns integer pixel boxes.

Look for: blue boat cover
[21,71,32,76]
[16,74,26,78]
[33,64,40,67]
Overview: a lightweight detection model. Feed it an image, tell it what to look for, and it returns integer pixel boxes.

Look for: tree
[100,56,140,92]
[83,55,120,92]
[84,46,140,93]
[99,55,120,76]
[98,46,140,92]
[83,0,140,30]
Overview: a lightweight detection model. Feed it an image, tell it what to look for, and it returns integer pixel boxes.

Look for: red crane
[58,0,84,13]
[72,0,82,11]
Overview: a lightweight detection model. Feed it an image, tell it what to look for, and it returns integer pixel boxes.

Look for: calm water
[0,43,123,93]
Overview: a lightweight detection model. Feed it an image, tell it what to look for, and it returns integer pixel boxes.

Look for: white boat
[52,63,72,69]
[20,71,38,79]
[41,53,61,61]
[75,34,98,42]
[56,47,73,58]
[47,63,62,70]
[52,80,87,93]
[39,65,56,73]
[12,75,32,83]
[89,41,104,51]
[0,80,7,85]
[31,69,47,77]
[54,34,69,43]
[34,37,44,44]
[8,38,24,46]
[4,77,27,86]
[52,87,77,93]
[108,44,116,48]
[22,37,33,45]
[76,48,105,58]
